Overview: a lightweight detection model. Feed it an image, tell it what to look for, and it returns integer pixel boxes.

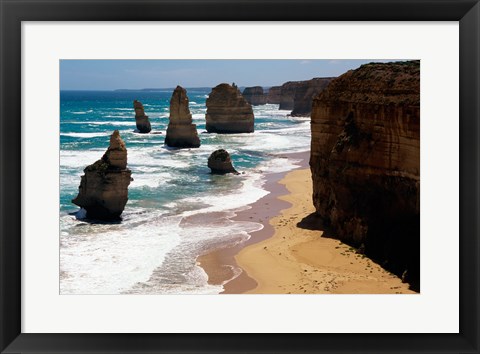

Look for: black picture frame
[1,0,478,353]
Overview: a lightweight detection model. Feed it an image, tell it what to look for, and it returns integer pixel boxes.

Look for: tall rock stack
[310,61,420,290]
[266,86,282,104]
[242,86,267,105]
[72,130,132,220]
[133,100,152,133]
[291,77,334,116]
[278,81,300,110]
[206,83,254,133]
[165,86,201,148]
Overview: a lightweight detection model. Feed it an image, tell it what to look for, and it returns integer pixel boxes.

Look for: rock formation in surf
[291,77,333,116]
[72,130,132,220]
[278,81,298,110]
[310,60,420,290]
[165,86,201,148]
[133,100,152,133]
[206,83,254,133]
[277,78,333,113]
[242,86,267,105]
[208,149,238,174]
[266,86,282,104]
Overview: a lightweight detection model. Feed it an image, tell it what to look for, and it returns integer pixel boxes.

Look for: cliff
[266,86,281,104]
[291,77,333,116]
[133,100,152,133]
[242,86,267,105]
[310,61,420,290]
[278,81,298,110]
[206,83,254,133]
[165,86,201,148]
[72,130,132,220]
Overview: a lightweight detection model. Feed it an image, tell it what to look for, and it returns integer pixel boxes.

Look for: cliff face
[278,81,299,110]
[266,86,281,104]
[133,100,152,133]
[165,86,201,148]
[206,83,254,133]
[291,78,333,116]
[310,61,420,290]
[242,86,267,105]
[72,130,132,220]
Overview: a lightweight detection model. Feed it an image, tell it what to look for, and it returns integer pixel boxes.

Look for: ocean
[59,89,311,294]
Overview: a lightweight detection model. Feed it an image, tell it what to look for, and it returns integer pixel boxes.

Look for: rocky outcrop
[242,86,267,105]
[208,149,238,174]
[266,86,281,104]
[133,100,152,133]
[310,61,420,290]
[165,86,200,148]
[278,81,299,110]
[72,130,132,221]
[291,77,333,116]
[206,83,254,133]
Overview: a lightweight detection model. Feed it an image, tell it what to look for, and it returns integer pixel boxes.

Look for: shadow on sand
[296,212,336,239]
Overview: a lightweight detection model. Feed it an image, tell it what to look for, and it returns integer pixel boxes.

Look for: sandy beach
[198,153,415,294]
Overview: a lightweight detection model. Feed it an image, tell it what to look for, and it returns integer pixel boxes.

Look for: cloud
[300,60,311,65]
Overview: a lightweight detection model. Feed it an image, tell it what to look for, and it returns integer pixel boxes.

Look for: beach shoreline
[198,152,416,295]
[196,150,310,294]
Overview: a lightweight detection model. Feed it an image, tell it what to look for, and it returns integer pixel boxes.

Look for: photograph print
[60,59,420,295]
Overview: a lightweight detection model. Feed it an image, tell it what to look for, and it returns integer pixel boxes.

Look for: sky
[60,59,397,90]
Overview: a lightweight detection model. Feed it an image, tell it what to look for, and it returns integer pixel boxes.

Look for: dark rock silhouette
[206,83,254,133]
[208,149,238,174]
[165,86,201,148]
[133,100,152,133]
[266,86,282,104]
[291,78,333,116]
[242,86,267,105]
[310,60,420,290]
[72,130,132,221]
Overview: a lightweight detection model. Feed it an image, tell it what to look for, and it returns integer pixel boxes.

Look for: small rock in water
[207,149,239,175]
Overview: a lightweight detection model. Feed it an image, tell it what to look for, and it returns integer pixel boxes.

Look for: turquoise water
[60,89,311,294]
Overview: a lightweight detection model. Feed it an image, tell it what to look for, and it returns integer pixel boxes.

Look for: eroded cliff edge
[310,61,420,290]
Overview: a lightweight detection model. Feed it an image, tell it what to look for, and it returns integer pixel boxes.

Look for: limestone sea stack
[291,77,333,116]
[208,149,238,174]
[278,81,298,110]
[133,100,152,133]
[310,60,420,290]
[242,86,267,105]
[206,83,254,133]
[165,86,201,148]
[266,86,282,104]
[72,130,132,220]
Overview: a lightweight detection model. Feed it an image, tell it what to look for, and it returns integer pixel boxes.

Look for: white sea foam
[61,149,105,168]
[102,115,132,119]
[182,173,269,215]
[60,209,182,295]
[258,156,303,173]
[61,132,110,138]
[71,110,93,114]
[130,172,173,188]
